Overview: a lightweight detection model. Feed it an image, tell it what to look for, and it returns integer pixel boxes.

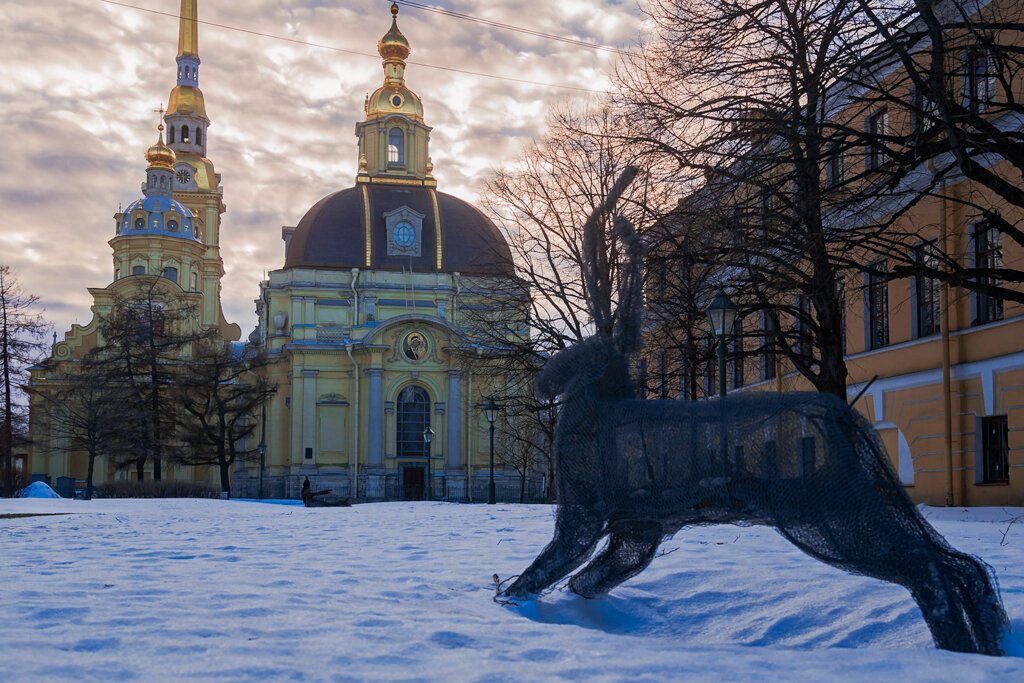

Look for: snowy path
[2,499,1023,681]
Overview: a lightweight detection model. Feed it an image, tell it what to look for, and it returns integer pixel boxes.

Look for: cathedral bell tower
[356,3,435,186]
[160,0,238,340]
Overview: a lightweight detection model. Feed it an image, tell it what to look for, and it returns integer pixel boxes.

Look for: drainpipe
[347,269,360,499]
[466,369,473,502]
[937,171,955,506]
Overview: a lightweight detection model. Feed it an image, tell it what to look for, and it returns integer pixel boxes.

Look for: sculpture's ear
[612,215,646,356]
[581,166,639,340]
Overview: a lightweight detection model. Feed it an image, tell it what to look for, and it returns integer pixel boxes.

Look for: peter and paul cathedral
[26,2,535,502]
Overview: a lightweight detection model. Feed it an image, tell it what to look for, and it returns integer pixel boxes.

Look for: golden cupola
[145,124,177,170]
[377,3,410,62]
[356,3,432,182]
[364,3,424,124]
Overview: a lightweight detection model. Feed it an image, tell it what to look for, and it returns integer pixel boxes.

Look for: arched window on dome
[396,385,430,458]
[168,127,175,144]
[388,128,404,164]
[195,126,202,146]
[134,217,145,230]
[182,125,190,143]
[166,219,179,232]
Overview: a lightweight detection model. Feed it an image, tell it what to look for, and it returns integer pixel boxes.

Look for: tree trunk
[86,451,96,500]
[218,434,231,498]
[519,472,526,503]
[135,458,145,481]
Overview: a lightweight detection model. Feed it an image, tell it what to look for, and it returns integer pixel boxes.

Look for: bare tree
[495,423,540,504]
[30,360,133,499]
[617,0,914,399]
[92,279,214,480]
[175,340,276,497]
[0,265,49,496]
[848,0,1024,303]
[465,103,673,492]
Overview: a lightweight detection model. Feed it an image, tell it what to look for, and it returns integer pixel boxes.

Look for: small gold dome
[378,3,410,62]
[145,124,176,170]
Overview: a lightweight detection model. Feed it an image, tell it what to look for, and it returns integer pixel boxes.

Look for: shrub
[94,480,221,499]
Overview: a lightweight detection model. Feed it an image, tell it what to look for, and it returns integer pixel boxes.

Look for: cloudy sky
[0,0,647,339]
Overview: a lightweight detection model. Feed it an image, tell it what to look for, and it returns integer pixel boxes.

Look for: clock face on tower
[176,169,192,184]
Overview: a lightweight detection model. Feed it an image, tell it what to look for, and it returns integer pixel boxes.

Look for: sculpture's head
[535,336,630,402]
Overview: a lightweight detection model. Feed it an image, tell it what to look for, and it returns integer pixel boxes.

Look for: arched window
[168,127,175,144]
[163,266,178,283]
[195,126,202,146]
[396,385,430,457]
[132,265,146,275]
[388,127,404,164]
[182,125,190,143]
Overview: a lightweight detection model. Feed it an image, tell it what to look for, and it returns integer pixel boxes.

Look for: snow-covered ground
[2,499,1023,681]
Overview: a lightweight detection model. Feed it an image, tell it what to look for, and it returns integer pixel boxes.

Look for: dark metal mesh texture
[501,169,1009,655]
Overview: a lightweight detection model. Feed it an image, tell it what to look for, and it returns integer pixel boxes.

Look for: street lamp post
[257,441,267,500]
[485,401,497,504]
[422,426,434,501]
[706,289,738,397]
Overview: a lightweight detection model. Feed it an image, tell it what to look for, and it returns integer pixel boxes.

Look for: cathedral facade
[235,4,528,502]
[26,2,536,502]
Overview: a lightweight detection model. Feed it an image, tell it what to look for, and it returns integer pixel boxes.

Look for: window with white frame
[388,128,405,164]
[867,109,888,170]
[761,310,777,381]
[973,221,1004,325]
[965,47,998,114]
[826,139,845,188]
[913,241,941,337]
[730,318,744,390]
[866,261,889,349]
[979,415,1009,483]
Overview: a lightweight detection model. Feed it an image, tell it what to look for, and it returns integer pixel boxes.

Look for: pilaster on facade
[366,367,385,467]
[446,370,463,468]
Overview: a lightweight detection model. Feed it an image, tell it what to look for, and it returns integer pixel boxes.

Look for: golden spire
[145,123,177,170]
[178,0,199,59]
[378,2,410,85]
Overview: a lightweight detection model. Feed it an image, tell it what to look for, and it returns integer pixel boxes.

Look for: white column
[446,371,462,467]
[367,368,384,467]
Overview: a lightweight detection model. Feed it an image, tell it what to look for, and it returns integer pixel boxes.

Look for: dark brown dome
[283,185,514,277]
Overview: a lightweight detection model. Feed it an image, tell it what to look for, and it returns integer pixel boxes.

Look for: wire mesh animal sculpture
[500,168,1011,656]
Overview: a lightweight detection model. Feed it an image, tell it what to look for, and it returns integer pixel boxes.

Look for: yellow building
[648,4,1024,507]
[235,4,526,501]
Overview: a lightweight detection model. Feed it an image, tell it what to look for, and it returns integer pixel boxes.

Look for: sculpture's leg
[778,513,1008,656]
[502,505,605,599]
[905,547,1008,655]
[568,521,662,599]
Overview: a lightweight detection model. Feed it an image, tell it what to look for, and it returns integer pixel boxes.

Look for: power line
[393,1,633,57]
[96,0,611,94]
